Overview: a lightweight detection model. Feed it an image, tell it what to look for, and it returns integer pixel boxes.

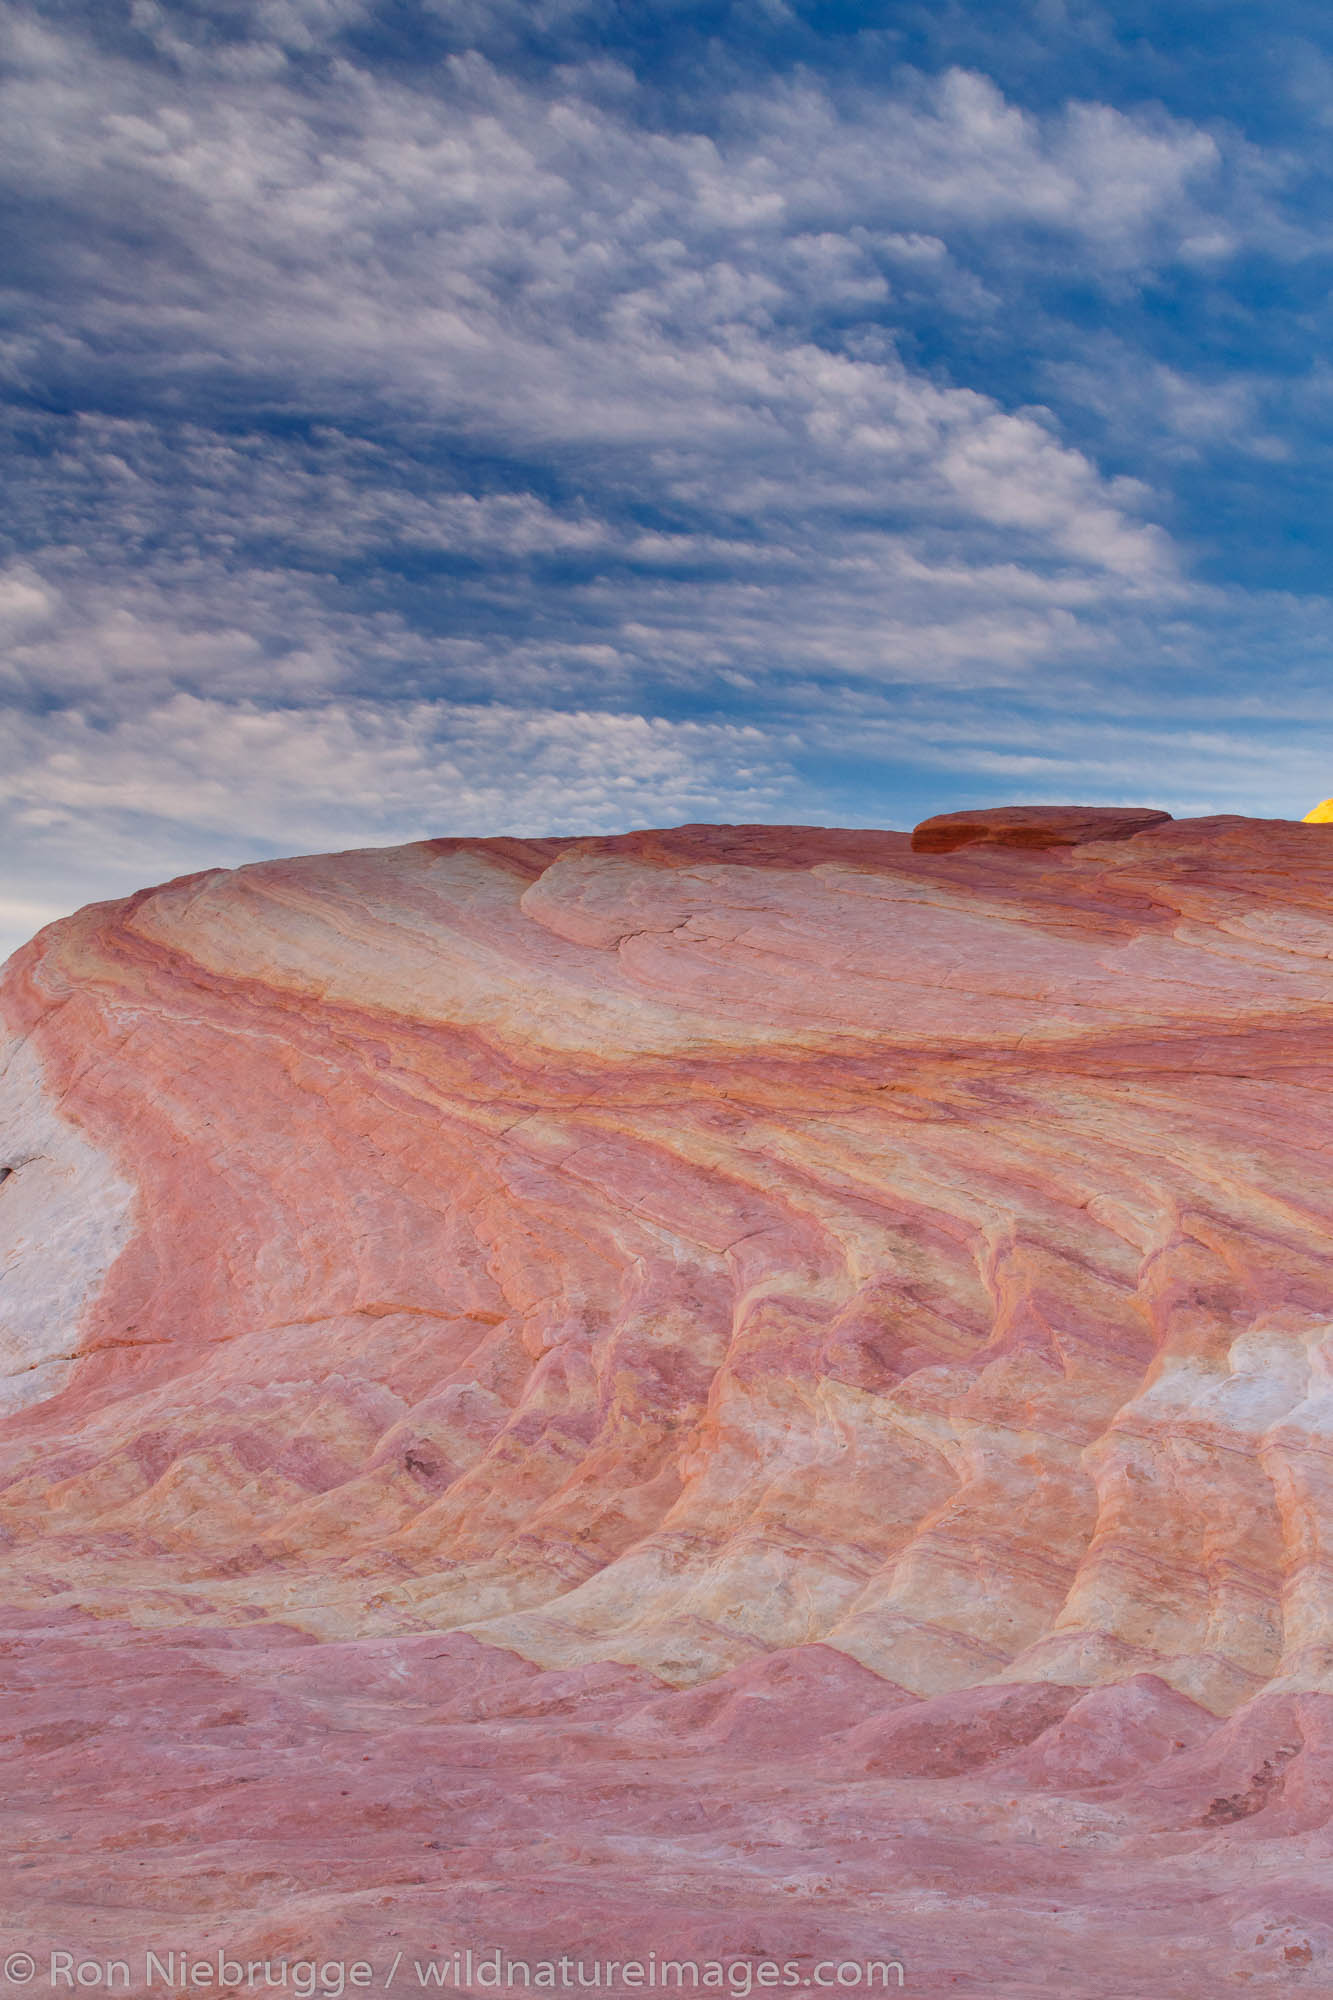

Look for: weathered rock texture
[6,809,1333,1994]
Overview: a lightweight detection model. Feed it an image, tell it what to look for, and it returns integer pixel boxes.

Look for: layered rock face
[6,810,1333,1994]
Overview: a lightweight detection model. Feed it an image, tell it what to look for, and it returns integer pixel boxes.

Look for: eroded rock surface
[6,811,1333,1994]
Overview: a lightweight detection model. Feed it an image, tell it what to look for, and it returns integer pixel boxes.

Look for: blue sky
[2,0,1332,955]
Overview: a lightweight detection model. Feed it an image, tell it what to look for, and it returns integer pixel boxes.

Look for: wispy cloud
[1,0,1331,956]
[0,691,794,958]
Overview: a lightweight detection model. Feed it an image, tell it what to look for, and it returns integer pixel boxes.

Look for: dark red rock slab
[910,804,1172,852]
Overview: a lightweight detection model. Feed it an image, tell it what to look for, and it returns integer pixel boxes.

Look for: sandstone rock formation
[5,808,1333,1994]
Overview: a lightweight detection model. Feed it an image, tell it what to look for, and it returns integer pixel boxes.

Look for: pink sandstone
[6,809,1333,1993]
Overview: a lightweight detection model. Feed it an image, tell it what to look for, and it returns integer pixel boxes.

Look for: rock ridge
[6,810,1333,1991]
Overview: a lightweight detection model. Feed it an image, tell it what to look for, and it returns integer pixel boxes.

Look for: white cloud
[0,692,787,841]
[0,12,1255,733]
[0,0,1325,955]
[0,395,1181,733]
[0,691,800,959]
[799,696,1333,825]
[0,27,1237,549]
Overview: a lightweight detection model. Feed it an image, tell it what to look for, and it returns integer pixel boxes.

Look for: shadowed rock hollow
[6,808,1333,1995]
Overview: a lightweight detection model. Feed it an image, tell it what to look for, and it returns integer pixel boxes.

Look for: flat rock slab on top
[910,802,1173,852]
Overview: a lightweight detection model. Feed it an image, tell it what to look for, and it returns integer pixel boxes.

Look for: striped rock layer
[6,808,1333,1994]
